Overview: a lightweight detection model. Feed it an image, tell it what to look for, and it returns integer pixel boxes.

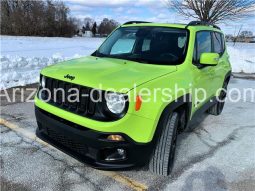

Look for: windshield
[93,26,189,65]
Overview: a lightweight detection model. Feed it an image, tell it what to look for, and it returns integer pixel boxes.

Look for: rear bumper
[35,106,153,170]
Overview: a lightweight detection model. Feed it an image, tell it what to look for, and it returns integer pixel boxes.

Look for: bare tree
[1,0,79,37]
[98,18,119,36]
[168,0,255,23]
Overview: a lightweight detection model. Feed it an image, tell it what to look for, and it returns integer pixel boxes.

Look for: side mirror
[200,53,219,66]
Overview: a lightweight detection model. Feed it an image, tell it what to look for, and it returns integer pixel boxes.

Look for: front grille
[41,76,102,120]
[46,126,88,156]
[39,76,128,121]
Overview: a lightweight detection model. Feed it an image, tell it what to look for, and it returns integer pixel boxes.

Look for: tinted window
[96,27,189,65]
[212,32,223,54]
[111,38,135,54]
[193,40,197,63]
[142,39,151,51]
[221,34,225,52]
[196,31,212,61]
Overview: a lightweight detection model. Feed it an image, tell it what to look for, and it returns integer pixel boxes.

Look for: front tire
[149,112,179,176]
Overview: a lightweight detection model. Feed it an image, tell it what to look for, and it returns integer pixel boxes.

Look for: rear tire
[208,81,228,115]
[149,112,179,176]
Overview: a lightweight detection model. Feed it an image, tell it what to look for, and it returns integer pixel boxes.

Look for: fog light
[105,148,126,161]
[117,149,125,156]
[107,135,125,142]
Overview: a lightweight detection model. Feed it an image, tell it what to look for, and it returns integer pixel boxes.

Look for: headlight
[105,93,126,114]
[41,76,46,88]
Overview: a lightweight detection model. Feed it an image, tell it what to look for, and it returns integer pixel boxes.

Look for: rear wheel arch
[224,71,232,84]
[208,71,231,116]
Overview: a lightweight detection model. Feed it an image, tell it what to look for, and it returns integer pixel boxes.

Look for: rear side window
[193,31,212,62]
[212,32,224,55]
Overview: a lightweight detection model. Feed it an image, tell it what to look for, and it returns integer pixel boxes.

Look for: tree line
[1,0,120,37]
[80,17,119,37]
[1,0,79,37]
[226,30,254,43]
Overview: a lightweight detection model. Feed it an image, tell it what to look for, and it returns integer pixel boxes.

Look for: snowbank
[1,36,103,89]
[0,53,86,89]
[1,54,62,89]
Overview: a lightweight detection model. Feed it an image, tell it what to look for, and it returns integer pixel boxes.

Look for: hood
[41,56,177,93]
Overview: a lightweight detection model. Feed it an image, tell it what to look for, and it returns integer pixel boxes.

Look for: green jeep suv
[35,21,232,176]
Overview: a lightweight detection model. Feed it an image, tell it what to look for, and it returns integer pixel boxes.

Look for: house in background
[83,30,93,37]
[235,36,255,43]
[77,29,93,37]
[225,33,255,43]
[248,36,255,43]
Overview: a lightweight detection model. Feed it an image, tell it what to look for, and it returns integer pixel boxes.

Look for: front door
[191,31,216,112]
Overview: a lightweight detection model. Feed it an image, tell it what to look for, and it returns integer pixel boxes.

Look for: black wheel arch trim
[151,94,192,146]
[224,71,232,83]
[150,71,232,154]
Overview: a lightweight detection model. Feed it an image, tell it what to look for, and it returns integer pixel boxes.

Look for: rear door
[211,32,228,94]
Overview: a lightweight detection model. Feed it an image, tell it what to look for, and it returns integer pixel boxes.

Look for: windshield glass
[94,26,189,65]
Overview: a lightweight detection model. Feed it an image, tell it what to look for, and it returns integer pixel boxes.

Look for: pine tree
[92,22,97,37]
[85,22,90,30]
[82,26,86,34]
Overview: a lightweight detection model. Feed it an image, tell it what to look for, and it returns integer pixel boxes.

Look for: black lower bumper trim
[35,106,153,170]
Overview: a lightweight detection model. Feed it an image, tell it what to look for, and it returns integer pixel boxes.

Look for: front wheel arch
[151,94,192,150]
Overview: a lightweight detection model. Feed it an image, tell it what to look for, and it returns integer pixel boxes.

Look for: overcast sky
[66,0,255,35]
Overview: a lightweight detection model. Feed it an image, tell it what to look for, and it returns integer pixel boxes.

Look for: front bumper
[35,106,153,170]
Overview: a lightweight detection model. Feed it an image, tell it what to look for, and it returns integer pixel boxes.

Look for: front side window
[196,31,212,62]
[94,27,189,65]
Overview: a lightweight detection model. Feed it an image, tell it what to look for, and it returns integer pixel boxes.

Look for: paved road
[1,78,255,191]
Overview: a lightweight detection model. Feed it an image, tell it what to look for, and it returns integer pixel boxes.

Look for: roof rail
[186,21,221,30]
[123,21,151,25]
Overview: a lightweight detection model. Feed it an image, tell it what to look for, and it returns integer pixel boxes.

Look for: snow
[0,36,103,89]
[226,42,255,74]
[0,36,254,89]
[0,55,64,89]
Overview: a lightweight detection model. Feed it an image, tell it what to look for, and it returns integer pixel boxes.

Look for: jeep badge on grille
[64,74,75,81]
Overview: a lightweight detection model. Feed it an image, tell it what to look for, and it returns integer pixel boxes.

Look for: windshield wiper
[93,52,150,64]
[126,57,149,64]
[92,50,108,58]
